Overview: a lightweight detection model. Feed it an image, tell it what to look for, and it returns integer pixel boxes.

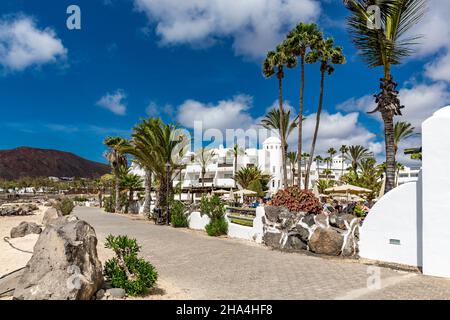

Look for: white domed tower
[263,136,283,194]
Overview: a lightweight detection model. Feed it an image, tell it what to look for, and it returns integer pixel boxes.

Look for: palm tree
[314,155,323,176]
[263,44,297,189]
[195,147,216,188]
[394,121,417,156]
[119,166,143,214]
[323,157,332,180]
[339,145,349,178]
[304,37,345,189]
[327,148,337,168]
[322,169,333,182]
[317,179,335,194]
[285,23,323,187]
[345,145,371,174]
[287,151,298,186]
[261,108,298,188]
[345,0,426,192]
[121,118,188,216]
[234,167,271,196]
[104,136,128,213]
[227,144,245,188]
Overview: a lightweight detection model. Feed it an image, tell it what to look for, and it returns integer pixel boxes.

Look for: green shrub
[73,196,89,202]
[104,196,114,213]
[104,235,158,296]
[205,216,228,236]
[170,200,188,228]
[201,196,228,236]
[53,198,75,216]
[200,195,226,220]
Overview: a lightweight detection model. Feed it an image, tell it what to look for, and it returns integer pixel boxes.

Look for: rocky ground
[0,202,188,300]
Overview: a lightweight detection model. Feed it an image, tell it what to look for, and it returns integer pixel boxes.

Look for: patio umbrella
[213,189,229,195]
[325,184,371,202]
[324,184,371,194]
[236,189,258,196]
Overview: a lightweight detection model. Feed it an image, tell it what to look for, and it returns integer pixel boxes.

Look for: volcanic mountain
[0,147,110,180]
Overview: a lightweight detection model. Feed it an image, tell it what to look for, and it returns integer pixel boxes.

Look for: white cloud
[146,101,175,117]
[336,94,375,113]
[177,94,255,130]
[406,0,450,83]
[176,94,382,157]
[425,50,450,83]
[134,0,320,59]
[289,111,383,157]
[96,90,127,115]
[337,82,450,130]
[0,16,67,71]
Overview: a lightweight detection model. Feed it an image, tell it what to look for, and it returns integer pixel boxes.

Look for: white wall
[359,181,422,267]
[186,206,264,243]
[188,211,211,230]
[422,106,450,278]
[225,206,264,243]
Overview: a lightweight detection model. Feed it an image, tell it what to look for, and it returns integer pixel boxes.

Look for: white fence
[187,207,265,244]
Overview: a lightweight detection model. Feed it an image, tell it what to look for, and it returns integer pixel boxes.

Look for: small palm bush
[200,196,228,236]
[104,235,158,296]
[170,200,188,228]
[53,198,75,216]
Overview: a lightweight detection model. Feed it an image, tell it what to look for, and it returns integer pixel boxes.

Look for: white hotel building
[132,137,352,196]
[131,136,420,196]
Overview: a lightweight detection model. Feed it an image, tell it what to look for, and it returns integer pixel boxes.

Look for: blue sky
[0,0,449,165]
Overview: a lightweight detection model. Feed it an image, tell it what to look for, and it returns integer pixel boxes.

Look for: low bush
[201,196,228,236]
[170,200,188,228]
[104,235,158,296]
[205,216,228,236]
[272,186,322,214]
[53,198,75,216]
[200,195,226,220]
[73,196,89,202]
[103,196,114,213]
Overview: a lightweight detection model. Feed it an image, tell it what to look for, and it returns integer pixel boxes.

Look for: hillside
[0,147,110,180]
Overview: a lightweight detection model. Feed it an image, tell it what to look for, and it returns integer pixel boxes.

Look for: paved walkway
[75,207,450,300]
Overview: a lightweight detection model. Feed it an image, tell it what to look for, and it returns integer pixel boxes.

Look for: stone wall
[262,206,360,257]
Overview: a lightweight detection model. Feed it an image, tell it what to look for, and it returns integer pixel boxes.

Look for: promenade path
[75,207,450,300]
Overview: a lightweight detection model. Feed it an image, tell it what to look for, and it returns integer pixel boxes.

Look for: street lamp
[165,162,171,225]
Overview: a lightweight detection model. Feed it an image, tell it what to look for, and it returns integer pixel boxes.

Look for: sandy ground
[0,205,45,277]
[0,204,188,300]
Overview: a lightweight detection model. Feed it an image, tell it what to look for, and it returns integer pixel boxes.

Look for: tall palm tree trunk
[278,72,288,189]
[143,169,152,215]
[126,187,133,213]
[234,153,238,188]
[305,71,325,190]
[383,112,396,192]
[297,55,305,188]
[114,169,121,213]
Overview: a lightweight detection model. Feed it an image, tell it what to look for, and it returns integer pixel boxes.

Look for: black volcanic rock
[0,147,110,180]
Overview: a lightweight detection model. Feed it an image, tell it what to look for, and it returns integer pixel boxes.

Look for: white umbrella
[324,184,372,194]
[236,189,257,196]
[213,189,229,195]
[325,184,371,202]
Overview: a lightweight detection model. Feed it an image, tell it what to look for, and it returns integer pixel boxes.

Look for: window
[272,180,275,187]
[273,166,275,173]
[410,173,419,177]
[399,173,409,178]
